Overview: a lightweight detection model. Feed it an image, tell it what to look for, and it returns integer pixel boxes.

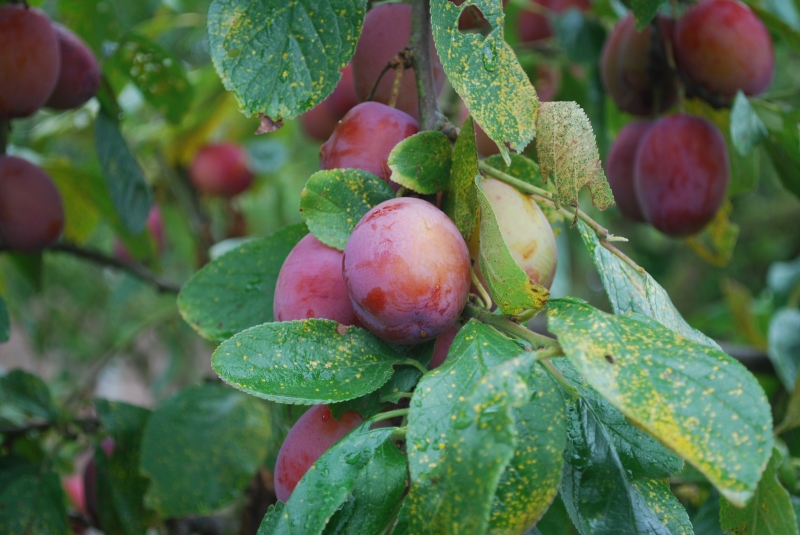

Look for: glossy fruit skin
[0,6,60,118]
[605,120,652,222]
[480,178,558,289]
[674,0,774,98]
[83,438,115,528]
[189,143,254,197]
[601,13,677,116]
[352,3,445,119]
[343,198,471,345]
[634,114,729,237]
[273,233,359,325]
[114,206,165,261]
[430,323,462,369]
[45,24,100,110]
[0,156,65,253]
[320,102,418,189]
[518,0,590,43]
[274,405,363,502]
[299,64,358,142]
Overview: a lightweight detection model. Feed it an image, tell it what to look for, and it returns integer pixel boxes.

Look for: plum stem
[409,0,446,132]
[541,359,581,400]
[470,267,492,309]
[388,61,406,108]
[390,427,408,441]
[369,408,410,424]
[535,346,564,361]
[462,303,560,349]
[380,392,414,404]
[395,357,429,376]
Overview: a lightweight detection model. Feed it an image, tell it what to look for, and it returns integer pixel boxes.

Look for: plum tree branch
[409,0,445,132]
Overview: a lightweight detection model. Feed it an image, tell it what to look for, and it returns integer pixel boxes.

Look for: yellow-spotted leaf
[443,116,480,241]
[431,0,539,164]
[547,297,773,506]
[536,101,614,211]
[685,201,740,268]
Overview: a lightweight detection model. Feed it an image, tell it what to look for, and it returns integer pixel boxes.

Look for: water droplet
[413,399,423,407]
[344,451,361,465]
[482,40,498,71]
[279,70,289,82]
[227,48,241,59]
[454,413,472,429]
[416,440,429,452]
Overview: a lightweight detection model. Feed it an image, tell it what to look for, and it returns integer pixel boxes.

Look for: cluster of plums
[602,0,774,237]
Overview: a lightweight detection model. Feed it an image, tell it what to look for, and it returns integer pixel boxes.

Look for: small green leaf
[431,0,539,164]
[299,169,394,251]
[761,109,800,200]
[0,295,8,343]
[407,355,537,534]
[730,92,768,156]
[177,224,308,342]
[261,425,405,534]
[476,178,550,315]
[749,3,800,54]
[768,308,800,392]
[685,200,740,267]
[536,101,614,211]
[720,448,798,535]
[388,131,453,194]
[578,221,721,349]
[628,0,662,30]
[95,110,153,235]
[767,254,800,296]
[212,319,401,404]
[141,384,271,517]
[548,297,773,506]
[105,33,193,124]
[0,459,69,535]
[442,116,479,241]
[207,0,367,120]
[0,369,58,421]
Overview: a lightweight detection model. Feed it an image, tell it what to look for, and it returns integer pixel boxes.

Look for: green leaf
[0,459,69,535]
[212,319,401,404]
[178,224,308,342]
[207,0,367,120]
[761,109,800,200]
[577,221,721,349]
[547,297,773,506]
[95,110,153,235]
[489,361,567,533]
[0,369,58,421]
[105,33,192,124]
[140,384,271,517]
[768,255,800,296]
[553,11,606,65]
[260,424,406,535]
[628,0,662,30]
[299,169,394,251]
[561,397,692,535]
[555,359,684,479]
[0,295,8,343]
[476,178,550,315]
[720,448,798,535]
[685,200,740,268]
[748,3,800,54]
[535,101,614,211]
[442,116,479,241]
[407,355,537,534]
[730,92,768,156]
[431,0,539,164]
[388,131,453,194]
[768,308,800,392]
[690,492,724,535]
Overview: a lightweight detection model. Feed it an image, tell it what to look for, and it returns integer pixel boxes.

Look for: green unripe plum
[479,178,557,289]
[0,156,64,252]
[343,198,471,345]
[45,24,100,110]
[274,405,363,502]
[0,6,60,118]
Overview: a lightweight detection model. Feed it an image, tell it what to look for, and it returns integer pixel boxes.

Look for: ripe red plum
[605,120,652,223]
[45,25,100,110]
[189,143,254,197]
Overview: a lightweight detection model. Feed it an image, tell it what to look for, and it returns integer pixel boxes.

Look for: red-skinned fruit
[299,64,359,142]
[351,3,445,119]
[601,13,678,116]
[45,25,100,110]
[0,6,60,119]
[634,114,729,237]
[674,0,774,98]
[274,405,363,502]
[430,323,462,369]
[319,102,419,190]
[605,120,652,223]
[0,156,65,253]
[113,206,165,261]
[479,178,558,289]
[62,474,87,515]
[273,233,359,325]
[83,438,115,528]
[189,143,254,197]
[518,0,590,44]
[343,198,471,345]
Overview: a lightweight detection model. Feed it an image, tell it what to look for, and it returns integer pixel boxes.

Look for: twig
[0,242,182,293]
[462,303,560,349]
[408,0,445,131]
[366,53,410,103]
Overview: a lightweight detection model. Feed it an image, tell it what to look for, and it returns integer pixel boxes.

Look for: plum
[351,3,445,119]
[0,6,60,118]
[299,64,358,142]
[83,438,115,528]
[45,24,100,110]
[319,101,418,189]
[273,405,363,502]
[113,205,165,261]
[605,120,653,222]
[273,233,359,325]
[634,114,729,237]
[0,156,64,252]
[189,142,254,197]
[430,323,462,369]
[674,0,774,98]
